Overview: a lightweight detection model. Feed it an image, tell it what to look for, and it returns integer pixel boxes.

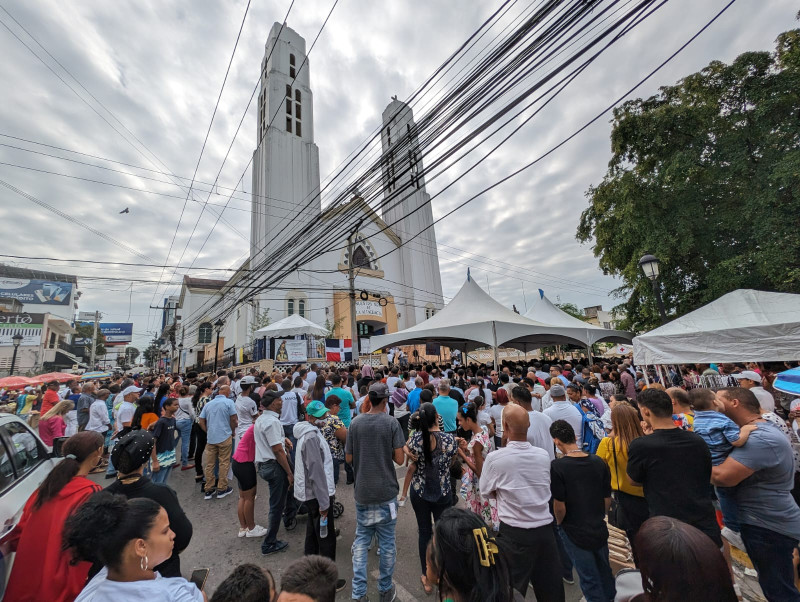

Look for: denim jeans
[176,419,193,467]
[740,522,800,601]
[352,498,397,599]
[283,424,297,464]
[257,460,297,549]
[151,465,173,484]
[554,524,574,581]
[559,530,615,602]
[715,485,739,532]
[105,440,116,476]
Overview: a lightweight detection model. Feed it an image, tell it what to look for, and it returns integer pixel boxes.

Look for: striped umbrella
[80,371,112,381]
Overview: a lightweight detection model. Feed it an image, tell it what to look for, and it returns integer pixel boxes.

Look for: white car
[0,415,59,598]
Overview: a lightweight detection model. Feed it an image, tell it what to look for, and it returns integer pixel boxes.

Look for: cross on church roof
[391,95,398,101]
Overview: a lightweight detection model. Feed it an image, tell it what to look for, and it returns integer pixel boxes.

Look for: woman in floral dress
[456,401,498,530]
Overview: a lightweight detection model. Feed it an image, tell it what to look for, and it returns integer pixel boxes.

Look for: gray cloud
[0,0,794,349]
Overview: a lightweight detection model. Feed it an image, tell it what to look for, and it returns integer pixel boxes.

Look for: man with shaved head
[480,403,565,601]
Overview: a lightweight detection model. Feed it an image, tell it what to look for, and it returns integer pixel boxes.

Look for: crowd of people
[2,356,800,601]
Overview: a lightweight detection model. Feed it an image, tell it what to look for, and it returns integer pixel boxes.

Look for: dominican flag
[326,338,353,362]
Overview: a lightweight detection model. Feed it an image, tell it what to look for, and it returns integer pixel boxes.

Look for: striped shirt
[693,410,741,465]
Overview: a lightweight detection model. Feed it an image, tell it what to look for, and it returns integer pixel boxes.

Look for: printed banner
[273,339,308,363]
[76,322,133,346]
[0,312,44,346]
[0,278,72,305]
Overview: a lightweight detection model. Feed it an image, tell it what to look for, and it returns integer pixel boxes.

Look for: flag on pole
[325,339,353,362]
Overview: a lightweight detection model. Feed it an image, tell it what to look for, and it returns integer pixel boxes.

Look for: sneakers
[216,487,234,499]
[721,526,745,550]
[261,540,289,556]
[379,585,396,602]
[238,528,247,538]
[204,491,214,500]
[246,525,268,538]
[336,579,347,593]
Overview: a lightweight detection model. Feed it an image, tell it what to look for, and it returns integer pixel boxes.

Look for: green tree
[249,309,271,338]
[555,303,586,321]
[74,323,106,357]
[578,30,800,332]
[142,339,160,369]
[324,317,345,338]
[125,347,140,365]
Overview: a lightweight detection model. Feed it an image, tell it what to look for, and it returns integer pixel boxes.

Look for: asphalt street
[93,462,584,601]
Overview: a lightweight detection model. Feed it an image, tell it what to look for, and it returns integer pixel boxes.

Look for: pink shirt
[232,424,256,463]
[39,416,65,446]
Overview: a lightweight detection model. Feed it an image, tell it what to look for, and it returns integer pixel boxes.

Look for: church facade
[175,22,443,366]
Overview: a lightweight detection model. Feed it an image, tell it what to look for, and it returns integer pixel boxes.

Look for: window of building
[288,299,295,315]
[386,126,391,146]
[289,53,296,78]
[286,84,291,97]
[295,121,302,137]
[298,299,306,318]
[286,117,292,133]
[285,98,292,116]
[352,245,371,269]
[295,89,301,102]
[425,304,436,319]
[198,322,213,344]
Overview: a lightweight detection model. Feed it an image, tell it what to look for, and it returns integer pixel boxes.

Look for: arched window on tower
[289,53,296,78]
[287,299,295,316]
[352,245,371,269]
[198,322,213,344]
[298,299,306,318]
[295,89,302,137]
[285,84,292,133]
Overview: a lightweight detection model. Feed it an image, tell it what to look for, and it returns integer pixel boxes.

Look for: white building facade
[176,22,444,365]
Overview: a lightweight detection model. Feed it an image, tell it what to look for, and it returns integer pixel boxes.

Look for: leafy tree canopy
[74,323,106,357]
[555,302,586,321]
[578,30,800,332]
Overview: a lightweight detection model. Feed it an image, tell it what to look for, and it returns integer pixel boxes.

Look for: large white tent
[253,314,327,338]
[633,289,800,364]
[370,274,619,360]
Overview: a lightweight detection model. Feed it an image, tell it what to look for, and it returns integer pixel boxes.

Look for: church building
[174,22,444,367]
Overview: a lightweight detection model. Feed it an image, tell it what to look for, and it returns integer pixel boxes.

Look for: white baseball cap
[732,370,762,383]
[121,385,143,397]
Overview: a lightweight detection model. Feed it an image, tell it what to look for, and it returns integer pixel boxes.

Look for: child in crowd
[689,388,755,548]
[151,397,179,484]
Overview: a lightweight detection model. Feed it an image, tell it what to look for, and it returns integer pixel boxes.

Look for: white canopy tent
[508,289,632,347]
[370,274,613,363]
[633,289,800,364]
[253,314,327,338]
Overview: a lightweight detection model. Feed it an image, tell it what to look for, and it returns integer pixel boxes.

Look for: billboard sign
[0,278,72,306]
[0,312,44,346]
[76,322,133,346]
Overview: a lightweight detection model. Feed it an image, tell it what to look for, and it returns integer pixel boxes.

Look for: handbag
[608,438,623,528]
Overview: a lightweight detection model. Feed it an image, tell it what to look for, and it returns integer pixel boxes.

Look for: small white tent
[253,314,327,338]
[633,289,800,364]
[510,289,632,347]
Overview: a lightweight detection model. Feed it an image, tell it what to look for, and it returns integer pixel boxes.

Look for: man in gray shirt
[76,383,96,431]
[713,387,800,602]
[345,382,405,602]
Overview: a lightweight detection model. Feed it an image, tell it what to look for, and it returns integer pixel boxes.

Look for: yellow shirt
[596,436,644,497]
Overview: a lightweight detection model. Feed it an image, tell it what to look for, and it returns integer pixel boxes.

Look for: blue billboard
[76,322,133,345]
[0,278,72,305]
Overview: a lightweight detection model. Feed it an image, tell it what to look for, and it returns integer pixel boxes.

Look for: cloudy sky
[0,0,794,351]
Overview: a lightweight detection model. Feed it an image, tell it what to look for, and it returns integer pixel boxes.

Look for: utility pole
[347,230,360,363]
[89,311,100,370]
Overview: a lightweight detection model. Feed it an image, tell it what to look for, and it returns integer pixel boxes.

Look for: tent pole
[492,321,499,369]
[586,344,593,363]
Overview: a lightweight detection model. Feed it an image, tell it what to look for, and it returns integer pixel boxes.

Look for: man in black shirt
[550,420,615,602]
[627,388,721,546]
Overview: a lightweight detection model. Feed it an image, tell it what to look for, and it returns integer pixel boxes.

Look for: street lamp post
[213,319,224,374]
[639,253,668,325]
[9,333,23,375]
[177,343,184,375]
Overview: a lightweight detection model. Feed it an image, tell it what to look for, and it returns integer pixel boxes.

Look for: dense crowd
[2,356,800,602]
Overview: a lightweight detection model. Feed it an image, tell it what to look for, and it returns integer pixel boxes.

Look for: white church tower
[380,100,444,325]
[250,23,321,271]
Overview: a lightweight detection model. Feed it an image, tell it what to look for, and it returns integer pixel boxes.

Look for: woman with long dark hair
[405,403,458,593]
[615,516,737,601]
[311,373,327,403]
[595,403,648,557]
[64,492,204,601]
[192,382,213,483]
[426,507,519,601]
[457,402,498,530]
[4,431,104,602]
[153,383,171,413]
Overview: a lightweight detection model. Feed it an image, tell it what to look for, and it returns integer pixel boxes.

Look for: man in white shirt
[732,370,775,412]
[280,379,304,458]
[231,371,243,397]
[306,363,318,388]
[543,385,583,447]
[480,404,564,601]
[254,390,297,555]
[508,385,554,461]
[386,366,401,394]
[114,386,140,434]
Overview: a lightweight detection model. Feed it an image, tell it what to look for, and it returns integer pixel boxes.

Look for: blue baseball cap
[306,400,328,418]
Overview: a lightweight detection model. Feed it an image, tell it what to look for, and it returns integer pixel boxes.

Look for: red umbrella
[0,376,37,389]
[31,372,77,384]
